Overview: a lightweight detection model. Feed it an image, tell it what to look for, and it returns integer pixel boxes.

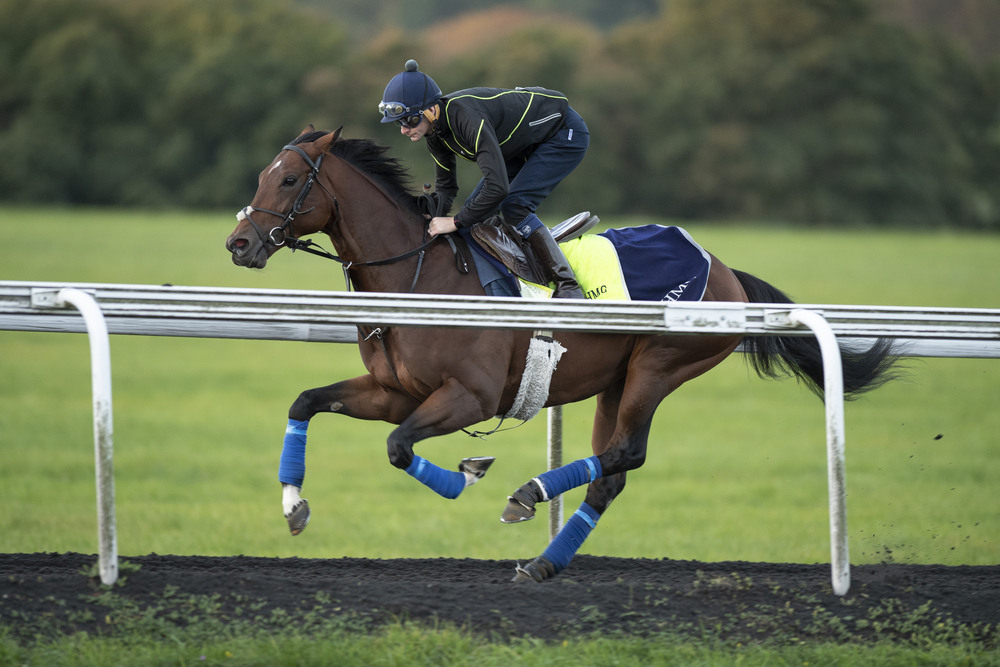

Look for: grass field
[1,206,997,568]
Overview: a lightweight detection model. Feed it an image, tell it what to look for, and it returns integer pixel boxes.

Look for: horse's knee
[289,390,316,422]
[289,387,339,422]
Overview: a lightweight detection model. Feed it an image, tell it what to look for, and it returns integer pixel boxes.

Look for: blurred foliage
[0,0,350,208]
[0,0,998,227]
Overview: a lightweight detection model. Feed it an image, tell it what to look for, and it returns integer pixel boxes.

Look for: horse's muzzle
[226,234,269,269]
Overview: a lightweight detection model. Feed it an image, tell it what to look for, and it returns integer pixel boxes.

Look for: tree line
[1,0,997,228]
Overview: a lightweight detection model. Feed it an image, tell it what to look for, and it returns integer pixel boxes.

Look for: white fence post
[32,288,118,586]
[547,406,564,539]
[781,309,849,596]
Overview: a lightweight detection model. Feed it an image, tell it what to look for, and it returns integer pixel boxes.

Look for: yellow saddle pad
[517,234,627,300]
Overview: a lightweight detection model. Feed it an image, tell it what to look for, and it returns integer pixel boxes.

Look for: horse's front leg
[385,376,499,499]
[280,374,419,535]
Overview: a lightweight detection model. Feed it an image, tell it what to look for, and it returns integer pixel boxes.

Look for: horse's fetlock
[512,479,544,508]
[386,443,413,471]
[501,479,544,523]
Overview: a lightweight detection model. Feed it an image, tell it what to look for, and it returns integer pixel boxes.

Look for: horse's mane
[293,130,416,206]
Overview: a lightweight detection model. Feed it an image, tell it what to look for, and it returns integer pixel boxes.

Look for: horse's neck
[325,160,473,295]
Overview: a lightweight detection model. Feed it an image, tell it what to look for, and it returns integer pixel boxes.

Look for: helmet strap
[422,104,441,129]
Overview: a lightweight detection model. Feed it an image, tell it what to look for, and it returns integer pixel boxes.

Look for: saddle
[470,211,600,285]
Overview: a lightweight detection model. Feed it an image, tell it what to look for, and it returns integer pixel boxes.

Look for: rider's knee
[499,201,533,229]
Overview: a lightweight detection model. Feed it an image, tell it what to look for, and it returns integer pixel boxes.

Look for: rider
[378,59,589,299]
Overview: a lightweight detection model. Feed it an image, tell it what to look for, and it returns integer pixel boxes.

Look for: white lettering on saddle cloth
[665,278,693,301]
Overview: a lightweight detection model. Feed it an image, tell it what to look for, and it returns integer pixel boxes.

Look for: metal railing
[3,280,999,592]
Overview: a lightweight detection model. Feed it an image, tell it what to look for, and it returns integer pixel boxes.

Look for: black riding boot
[527,226,584,299]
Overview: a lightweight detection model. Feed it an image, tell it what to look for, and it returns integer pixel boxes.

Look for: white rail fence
[3,280,999,593]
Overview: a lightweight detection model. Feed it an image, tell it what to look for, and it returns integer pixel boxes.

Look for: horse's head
[226,125,342,268]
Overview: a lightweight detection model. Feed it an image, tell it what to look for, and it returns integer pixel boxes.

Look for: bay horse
[225,126,897,582]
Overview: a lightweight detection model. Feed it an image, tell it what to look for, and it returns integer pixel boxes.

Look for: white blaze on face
[268,159,283,174]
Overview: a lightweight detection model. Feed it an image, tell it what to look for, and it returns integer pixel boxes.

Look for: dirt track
[1,552,997,645]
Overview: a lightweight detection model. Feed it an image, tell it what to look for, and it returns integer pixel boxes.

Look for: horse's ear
[316,126,343,154]
[299,123,315,136]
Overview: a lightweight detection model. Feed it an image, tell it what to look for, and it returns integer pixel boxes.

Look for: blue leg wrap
[535,455,602,500]
[405,455,466,500]
[540,502,601,572]
[278,418,309,487]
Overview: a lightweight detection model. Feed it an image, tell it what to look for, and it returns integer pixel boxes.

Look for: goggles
[379,101,425,128]
[397,113,424,128]
[378,100,408,118]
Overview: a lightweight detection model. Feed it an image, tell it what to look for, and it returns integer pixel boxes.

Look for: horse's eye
[283,175,297,186]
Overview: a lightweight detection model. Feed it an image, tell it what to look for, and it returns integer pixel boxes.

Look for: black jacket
[426,86,570,226]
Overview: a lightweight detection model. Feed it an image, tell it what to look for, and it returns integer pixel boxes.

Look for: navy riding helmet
[378,59,442,124]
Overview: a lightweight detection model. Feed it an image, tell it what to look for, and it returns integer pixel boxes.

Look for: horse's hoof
[500,495,536,523]
[285,499,310,536]
[459,456,495,479]
[501,482,542,523]
[511,557,555,583]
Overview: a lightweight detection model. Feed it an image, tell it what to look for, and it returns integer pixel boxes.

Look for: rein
[286,235,438,293]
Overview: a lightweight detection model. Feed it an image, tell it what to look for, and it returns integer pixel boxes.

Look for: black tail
[733,269,900,400]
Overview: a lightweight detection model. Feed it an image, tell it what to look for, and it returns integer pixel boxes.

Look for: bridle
[236,143,460,292]
[237,144,333,250]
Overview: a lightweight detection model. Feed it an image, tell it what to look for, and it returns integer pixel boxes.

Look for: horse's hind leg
[506,336,740,582]
[512,472,628,582]
[502,380,632,524]
[511,383,634,582]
